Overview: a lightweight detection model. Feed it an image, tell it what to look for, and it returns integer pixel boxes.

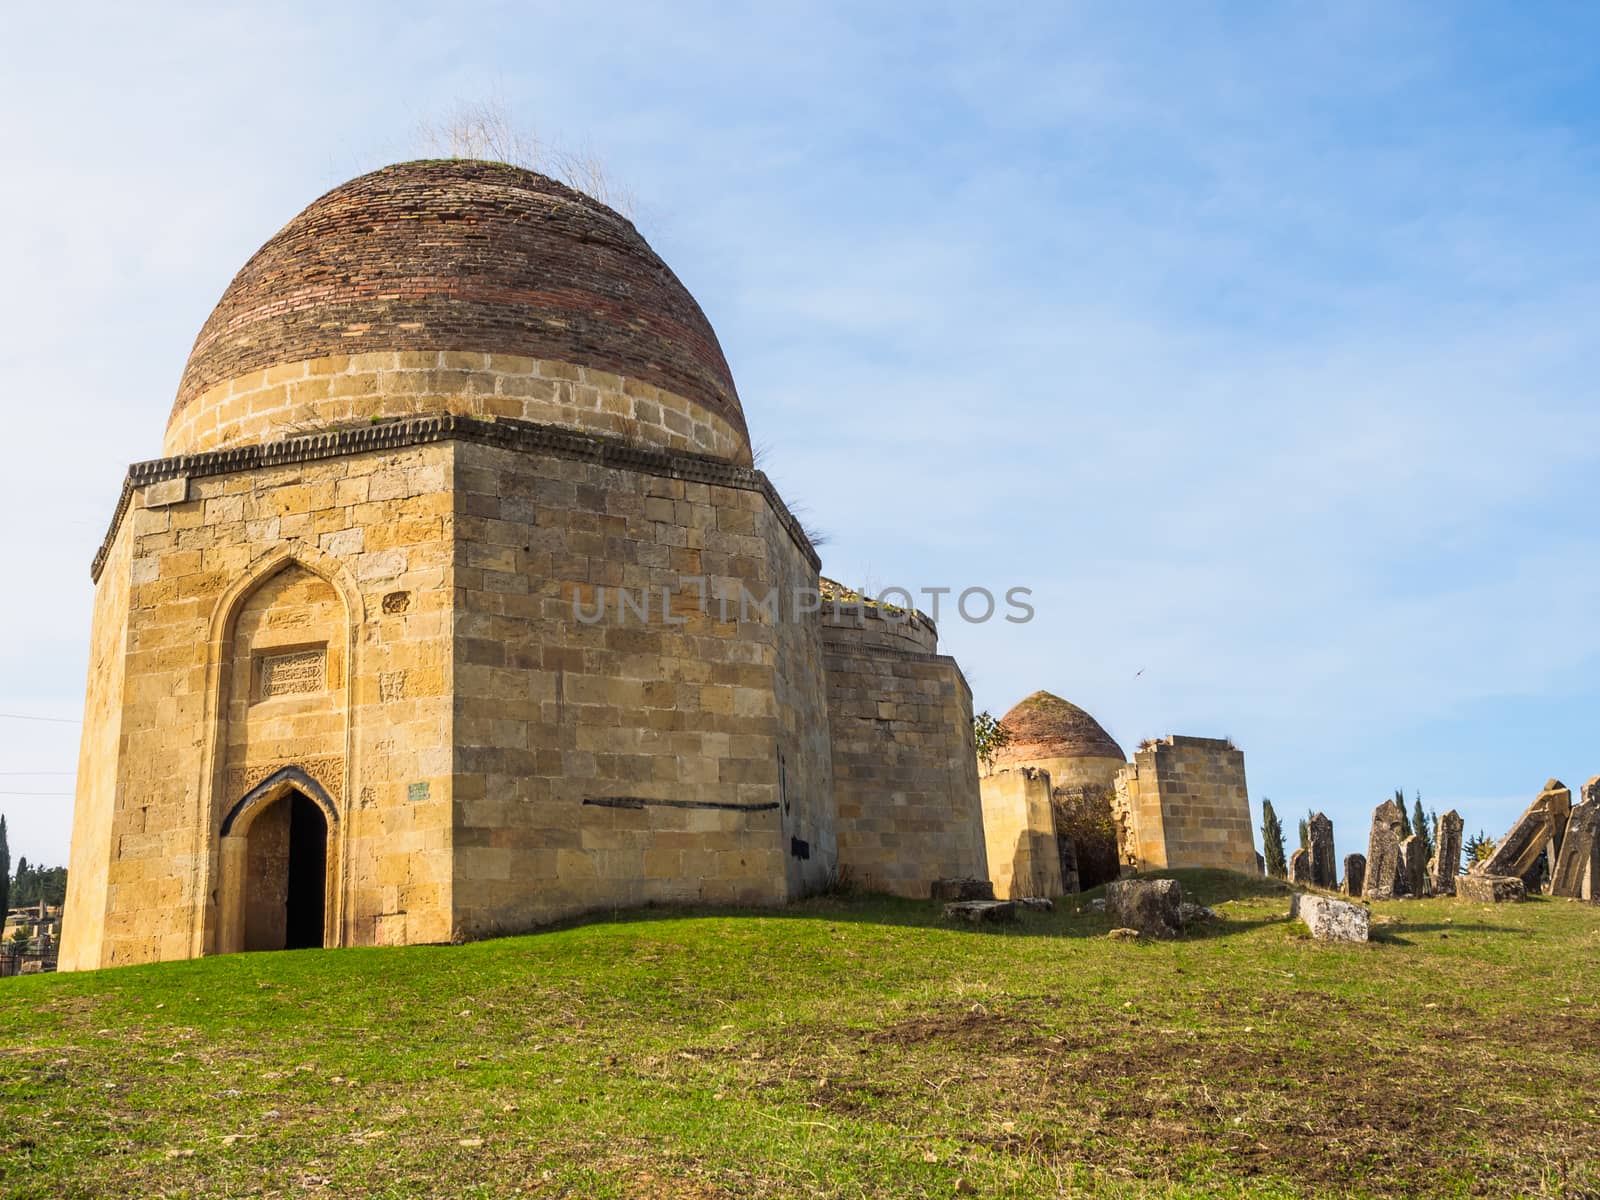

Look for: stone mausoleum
[980,691,1259,898]
[59,160,989,970]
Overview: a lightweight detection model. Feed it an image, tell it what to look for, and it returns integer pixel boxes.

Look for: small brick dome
[168,159,747,456]
[993,690,1124,765]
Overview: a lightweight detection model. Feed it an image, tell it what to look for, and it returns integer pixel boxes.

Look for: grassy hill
[2,870,1597,1199]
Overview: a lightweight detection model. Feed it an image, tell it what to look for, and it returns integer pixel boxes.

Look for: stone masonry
[1111,737,1259,875]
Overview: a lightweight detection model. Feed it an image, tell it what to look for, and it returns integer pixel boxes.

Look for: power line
[0,714,79,724]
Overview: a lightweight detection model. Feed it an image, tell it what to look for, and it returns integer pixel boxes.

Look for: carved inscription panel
[257,647,326,700]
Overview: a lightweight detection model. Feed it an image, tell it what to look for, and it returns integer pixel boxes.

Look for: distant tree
[1261,800,1288,879]
[1464,830,1495,869]
[973,711,1013,774]
[1297,815,1310,853]
[1395,790,1412,837]
[1412,796,1433,863]
[10,863,66,908]
[0,814,9,917]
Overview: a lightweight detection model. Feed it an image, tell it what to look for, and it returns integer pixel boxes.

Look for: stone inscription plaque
[258,648,326,699]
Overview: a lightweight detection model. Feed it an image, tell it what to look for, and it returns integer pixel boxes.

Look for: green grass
[2,869,1598,1199]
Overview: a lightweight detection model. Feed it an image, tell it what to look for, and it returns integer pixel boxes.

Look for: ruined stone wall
[979,767,1063,899]
[822,607,987,897]
[62,441,457,969]
[1112,736,1259,875]
[446,439,830,938]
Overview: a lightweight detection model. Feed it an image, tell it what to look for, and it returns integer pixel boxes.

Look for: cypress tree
[0,815,9,918]
[1396,789,1412,837]
[1261,799,1288,878]
[1412,795,1432,863]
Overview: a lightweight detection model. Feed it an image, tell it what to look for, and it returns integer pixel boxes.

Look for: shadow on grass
[517,868,1297,944]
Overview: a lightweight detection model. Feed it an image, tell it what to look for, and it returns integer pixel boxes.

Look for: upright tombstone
[1308,812,1337,889]
[1550,777,1598,901]
[1399,835,1429,898]
[1342,853,1366,897]
[1289,848,1312,886]
[1476,780,1572,894]
[1431,810,1464,896]
[1364,799,1405,900]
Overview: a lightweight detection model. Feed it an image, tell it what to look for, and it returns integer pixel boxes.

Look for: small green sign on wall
[407,781,430,803]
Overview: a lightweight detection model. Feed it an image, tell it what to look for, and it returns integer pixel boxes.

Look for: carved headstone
[1308,812,1336,889]
[1399,835,1429,898]
[1289,848,1312,886]
[1550,778,1598,901]
[1476,781,1572,893]
[1342,853,1366,897]
[1457,874,1526,903]
[1364,800,1405,900]
[1430,810,1463,896]
[1290,893,1370,943]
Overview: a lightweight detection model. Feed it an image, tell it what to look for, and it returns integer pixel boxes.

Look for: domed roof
[994,690,1125,765]
[168,159,746,451]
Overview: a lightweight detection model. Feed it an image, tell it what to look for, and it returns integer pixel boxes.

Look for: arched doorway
[218,769,337,954]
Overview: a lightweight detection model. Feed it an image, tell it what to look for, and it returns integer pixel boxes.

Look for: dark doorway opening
[284,791,328,949]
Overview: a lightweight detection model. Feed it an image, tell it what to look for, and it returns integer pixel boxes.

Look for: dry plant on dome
[414,95,638,218]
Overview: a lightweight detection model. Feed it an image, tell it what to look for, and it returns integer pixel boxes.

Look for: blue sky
[2,3,1597,868]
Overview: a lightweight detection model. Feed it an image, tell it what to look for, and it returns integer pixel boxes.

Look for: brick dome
[166,160,748,459]
[993,690,1125,766]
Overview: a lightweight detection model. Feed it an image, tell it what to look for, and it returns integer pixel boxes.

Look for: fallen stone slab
[1015,897,1054,912]
[1106,878,1184,938]
[931,878,996,902]
[1290,893,1370,943]
[1106,927,1141,941]
[1476,780,1570,886]
[1456,874,1526,904]
[1178,901,1218,926]
[943,900,1016,924]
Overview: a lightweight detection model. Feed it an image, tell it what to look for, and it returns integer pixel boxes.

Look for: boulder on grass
[931,878,995,902]
[1456,874,1526,904]
[1290,893,1370,943]
[943,900,1016,924]
[1105,878,1184,938]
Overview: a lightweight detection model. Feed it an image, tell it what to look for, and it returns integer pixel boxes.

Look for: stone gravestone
[1289,848,1312,886]
[1364,800,1405,900]
[1550,777,1598,901]
[1399,835,1428,898]
[1308,812,1337,889]
[1457,874,1526,903]
[1476,780,1572,894]
[1431,810,1463,896]
[1342,853,1366,897]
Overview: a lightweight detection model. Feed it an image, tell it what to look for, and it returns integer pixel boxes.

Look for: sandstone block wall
[61,440,458,968]
[446,438,833,939]
[1112,736,1259,875]
[166,352,747,464]
[979,767,1063,899]
[822,605,987,897]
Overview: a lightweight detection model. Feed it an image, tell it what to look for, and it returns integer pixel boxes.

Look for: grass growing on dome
[2,871,1597,1199]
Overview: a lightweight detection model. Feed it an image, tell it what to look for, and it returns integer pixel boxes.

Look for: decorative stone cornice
[92,414,820,582]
